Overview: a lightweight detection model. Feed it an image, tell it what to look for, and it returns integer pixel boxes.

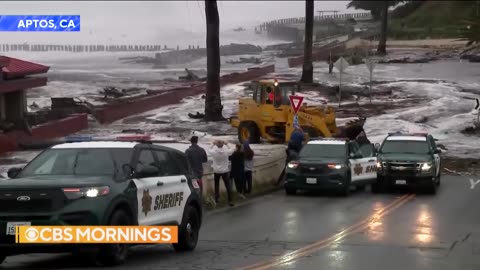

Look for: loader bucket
[336,117,367,140]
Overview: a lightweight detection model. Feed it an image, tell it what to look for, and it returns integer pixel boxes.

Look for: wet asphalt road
[1,174,480,270]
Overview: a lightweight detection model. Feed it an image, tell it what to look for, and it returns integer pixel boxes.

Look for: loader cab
[252,79,296,108]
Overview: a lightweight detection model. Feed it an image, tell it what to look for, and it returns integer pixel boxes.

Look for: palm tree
[347,1,383,20]
[300,0,314,83]
[204,0,223,121]
[377,1,389,54]
[347,0,406,55]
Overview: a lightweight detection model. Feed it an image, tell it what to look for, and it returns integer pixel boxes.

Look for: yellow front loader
[229,79,366,144]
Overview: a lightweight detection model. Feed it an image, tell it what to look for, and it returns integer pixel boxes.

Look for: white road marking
[469,179,480,189]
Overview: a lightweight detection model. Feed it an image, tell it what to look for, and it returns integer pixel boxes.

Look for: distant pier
[0,44,203,53]
[256,12,373,41]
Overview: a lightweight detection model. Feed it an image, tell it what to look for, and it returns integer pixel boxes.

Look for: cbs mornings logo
[16,226,178,244]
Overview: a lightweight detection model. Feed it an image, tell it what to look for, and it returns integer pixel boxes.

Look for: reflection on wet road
[2,175,480,270]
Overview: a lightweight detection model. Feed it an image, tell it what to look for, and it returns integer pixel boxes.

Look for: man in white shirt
[208,140,234,207]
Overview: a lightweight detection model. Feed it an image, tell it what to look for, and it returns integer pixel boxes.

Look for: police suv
[374,132,441,194]
[0,135,202,266]
[285,138,377,196]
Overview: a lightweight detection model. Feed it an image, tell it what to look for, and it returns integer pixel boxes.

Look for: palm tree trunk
[204,0,223,121]
[377,1,389,55]
[300,0,314,83]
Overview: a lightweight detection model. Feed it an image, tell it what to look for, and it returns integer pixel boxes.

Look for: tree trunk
[204,0,223,121]
[300,0,314,83]
[377,1,389,55]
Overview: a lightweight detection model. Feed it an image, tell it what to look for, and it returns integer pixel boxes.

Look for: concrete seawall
[0,113,89,154]
[93,64,275,124]
[202,146,287,198]
[156,141,287,201]
[288,43,346,68]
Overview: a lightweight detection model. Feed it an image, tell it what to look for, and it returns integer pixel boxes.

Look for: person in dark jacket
[288,126,305,154]
[243,141,254,194]
[185,136,207,192]
[278,127,304,186]
[229,143,246,197]
[356,130,371,146]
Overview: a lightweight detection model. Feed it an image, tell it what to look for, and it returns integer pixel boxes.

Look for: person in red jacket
[267,87,274,104]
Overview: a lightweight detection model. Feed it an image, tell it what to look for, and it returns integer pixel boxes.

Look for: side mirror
[135,165,160,178]
[122,164,135,177]
[7,167,22,178]
[434,149,442,154]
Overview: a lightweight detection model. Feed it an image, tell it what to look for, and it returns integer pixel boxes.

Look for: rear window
[299,144,346,159]
[18,148,134,177]
[380,140,429,154]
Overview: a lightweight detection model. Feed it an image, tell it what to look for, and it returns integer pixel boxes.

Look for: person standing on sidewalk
[243,141,254,194]
[185,136,207,193]
[288,126,305,155]
[208,140,234,207]
[229,143,246,198]
[278,126,304,186]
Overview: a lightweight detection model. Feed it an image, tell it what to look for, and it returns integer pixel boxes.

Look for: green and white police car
[373,132,442,194]
[0,135,202,266]
[285,138,378,196]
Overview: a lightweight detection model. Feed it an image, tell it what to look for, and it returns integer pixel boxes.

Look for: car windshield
[380,140,430,154]
[359,144,375,157]
[299,144,346,158]
[17,148,134,177]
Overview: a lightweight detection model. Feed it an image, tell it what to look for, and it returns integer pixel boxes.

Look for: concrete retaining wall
[345,37,371,49]
[93,65,275,124]
[386,39,469,48]
[152,141,287,200]
[201,147,286,199]
[0,113,88,154]
[288,43,346,67]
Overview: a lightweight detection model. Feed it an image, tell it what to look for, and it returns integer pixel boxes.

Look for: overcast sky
[0,1,359,44]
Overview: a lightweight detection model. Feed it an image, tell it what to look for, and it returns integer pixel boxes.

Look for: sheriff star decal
[141,189,152,216]
[354,163,363,175]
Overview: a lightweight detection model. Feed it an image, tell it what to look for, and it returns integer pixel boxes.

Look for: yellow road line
[236,194,415,270]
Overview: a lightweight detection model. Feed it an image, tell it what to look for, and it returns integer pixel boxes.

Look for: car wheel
[355,185,366,191]
[238,121,260,144]
[97,210,131,266]
[0,254,6,265]
[339,185,350,197]
[339,174,351,197]
[371,183,381,193]
[285,187,297,195]
[173,205,200,252]
[426,183,437,195]
[71,247,98,265]
[436,171,441,186]
[372,176,388,193]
